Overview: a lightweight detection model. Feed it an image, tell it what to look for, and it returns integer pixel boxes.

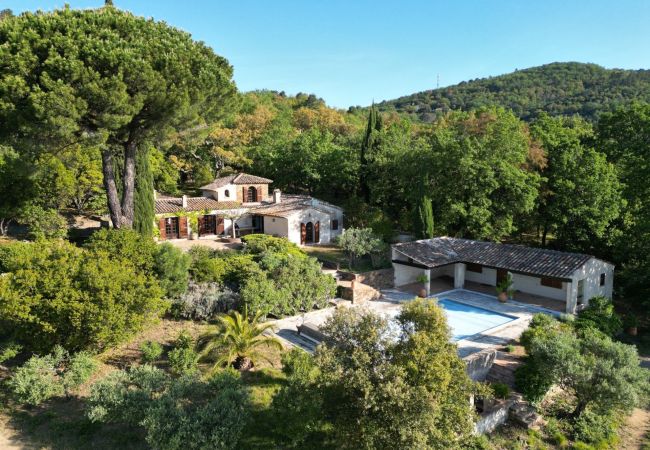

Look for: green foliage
[0,147,35,236]
[85,229,157,273]
[140,341,164,364]
[574,296,623,337]
[414,108,540,240]
[18,204,68,240]
[0,239,166,352]
[531,114,623,251]
[241,234,305,257]
[519,315,649,417]
[153,243,191,299]
[198,309,283,372]
[8,346,97,405]
[504,344,515,353]
[491,382,510,399]
[272,299,478,448]
[240,252,337,317]
[359,104,383,202]
[0,6,237,228]
[134,146,155,237]
[336,227,383,268]
[417,194,435,239]
[571,410,619,446]
[0,341,22,363]
[168,332,199,376]
[377,62,650,122]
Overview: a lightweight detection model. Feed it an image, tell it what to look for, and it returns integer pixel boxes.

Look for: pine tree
[359,104,382,203]
[417,195,434,239]
[133,146,154,237]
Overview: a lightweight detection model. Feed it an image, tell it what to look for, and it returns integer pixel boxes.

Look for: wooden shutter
[217,217,225,234]
[242,187,246,202]
[179,216,188,238]
[197,216,205,237]
[314,221,320,243]
[158,218,167,240]
[300,223,306,245]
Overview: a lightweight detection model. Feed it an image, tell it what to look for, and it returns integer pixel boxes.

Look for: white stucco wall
[394,263,425,286]
[465,267,497,285]
[262,216,289,238]
[202,183,237,202]
[572,257,615,304]
[285,206,343,245]
[511,273,567,301]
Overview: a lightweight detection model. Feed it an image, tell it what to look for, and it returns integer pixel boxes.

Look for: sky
[3,0,650,108]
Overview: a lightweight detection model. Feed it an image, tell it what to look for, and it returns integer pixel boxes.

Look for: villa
[154,172,344,245]
[391,237,614,314]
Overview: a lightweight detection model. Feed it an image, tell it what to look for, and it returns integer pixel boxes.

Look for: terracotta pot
[627,326,638,337]
[418,288,427,298]
[498,291,508,303]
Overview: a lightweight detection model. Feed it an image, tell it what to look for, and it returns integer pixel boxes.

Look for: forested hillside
[373,62,650,122]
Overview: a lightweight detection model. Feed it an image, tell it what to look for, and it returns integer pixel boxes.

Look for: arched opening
[247,186,257,202]
[305,222,314,244]
[224,189,230,198]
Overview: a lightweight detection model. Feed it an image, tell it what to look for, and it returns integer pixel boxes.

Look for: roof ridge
[233,173,243,183]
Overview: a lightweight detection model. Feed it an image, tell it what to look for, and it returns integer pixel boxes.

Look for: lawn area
[0,318,287,449]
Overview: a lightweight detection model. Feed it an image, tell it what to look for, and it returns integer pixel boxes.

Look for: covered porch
[396,269,568,314]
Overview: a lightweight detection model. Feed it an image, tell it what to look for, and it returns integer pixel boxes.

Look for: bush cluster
[7,346,97,405]
[87,365,249,450]
[172,282,239,321]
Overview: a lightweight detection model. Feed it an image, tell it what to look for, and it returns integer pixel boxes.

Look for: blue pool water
[437,298,516,341]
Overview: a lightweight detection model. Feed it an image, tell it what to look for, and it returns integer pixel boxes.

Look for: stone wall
[464,348,497,381]
[475,397,517,434]
[338,268,394,290]
[338,281,382,304]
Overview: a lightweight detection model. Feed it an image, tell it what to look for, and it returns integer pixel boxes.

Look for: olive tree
[0,6,236,228]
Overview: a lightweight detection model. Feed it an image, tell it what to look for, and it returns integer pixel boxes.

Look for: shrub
[153,243,190,299]
[242,234,305,257]
[0,341,22,364]
[172,282,239,321]
[8,346,97,405]
[574,296,622,337]
[18,204,68,240]
[240,255,337,318]
[8,350,64,405]
[85,228,157,273]
[62,351,98,394]
[0,239,167,352]
[515,358,553,404]
[168,331,199,376]
[140,341,164,364]
[571,410,619,446]
[504,344,515,353]
[88,365,249,449]
[491,382,510,399]
[336,227,383,269]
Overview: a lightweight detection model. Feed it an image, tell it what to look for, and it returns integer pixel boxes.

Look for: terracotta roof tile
[251,195,341,218]
[393,237,597,279]
[200,173,273,190]
[155,197,241,214]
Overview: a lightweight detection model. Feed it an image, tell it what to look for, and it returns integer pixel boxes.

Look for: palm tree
[197,308,283,372]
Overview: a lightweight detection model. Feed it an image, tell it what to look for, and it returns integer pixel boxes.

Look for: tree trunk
[0,218,11,236]
[233,356,253,371]
[120,140,137,228]
[541,225,548,247]
[101,149,123,228]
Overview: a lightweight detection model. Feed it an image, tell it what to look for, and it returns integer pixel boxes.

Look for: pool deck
[269,288,561,358]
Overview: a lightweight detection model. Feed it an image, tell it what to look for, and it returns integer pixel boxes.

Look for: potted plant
[624,314,639,336]
[495,273,514,303]
[416,274,428,298]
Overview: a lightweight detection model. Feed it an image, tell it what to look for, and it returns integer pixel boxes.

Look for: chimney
[273,189,281,204]
[153,190,158,201]
[182,195,188,208]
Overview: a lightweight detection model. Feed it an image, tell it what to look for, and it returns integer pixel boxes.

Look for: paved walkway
[270,288,555,358]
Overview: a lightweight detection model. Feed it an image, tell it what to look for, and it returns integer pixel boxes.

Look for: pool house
[391,237,614,314]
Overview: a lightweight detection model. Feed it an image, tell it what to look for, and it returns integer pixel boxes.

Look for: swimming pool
[437,298,517,341]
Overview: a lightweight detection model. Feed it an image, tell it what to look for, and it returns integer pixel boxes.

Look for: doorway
[164,217,180,239]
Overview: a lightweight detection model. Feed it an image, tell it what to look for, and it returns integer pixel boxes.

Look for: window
[247,186,257,202]
[224,189,230,198]
[332,219,339,230]
[540,277,563,289]
[600,273,606,286]
[466,263,482,273]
